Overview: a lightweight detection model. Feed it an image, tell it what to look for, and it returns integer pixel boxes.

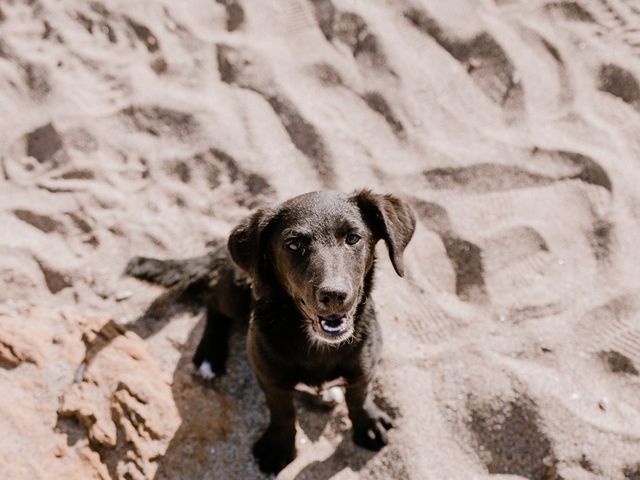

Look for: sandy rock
[59,326,180,479]
[0,313,48,367]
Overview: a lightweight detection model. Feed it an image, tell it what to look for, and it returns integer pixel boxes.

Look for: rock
[0,312,48,367]
[59,328,180,479]
[0,309,179,480]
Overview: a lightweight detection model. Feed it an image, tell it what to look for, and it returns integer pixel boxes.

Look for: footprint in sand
[588,216,615,263]
[13,209,63,234]
[309,0,335,41]
[27,123,66,165]
[441,235,487,304]
[577,0,627,29]
[165,148,274,209]
[310,62,343,87]
[22,62,51,99]
[360,91,405,139]
[624,465,640,479]
[333,11,392,74]
[544,1,596,22]
[125,16,159,53]
[598,64,640,112]
[571,0,640,56]
[412,198,487,303]
[599,350,639,375]
[3,123,68,181]
[422,149,612,193]
[215,0,244,32]
[217,44,335,185]
[576,294,640,369]
[66,211,99,247]
[309,2,396,76]
[120,106,200,139]
[468,396,561,479]
[122,14,168,71]
[423,164,554,193]
[0,39,51,99]
[308,62,406,139]
[404,7,523,111]
[481,226,549,274]
[36,259,72,294]
[72,8,117,45]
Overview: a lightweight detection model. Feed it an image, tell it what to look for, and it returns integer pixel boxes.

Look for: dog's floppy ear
[227,208,277,297]
[354,190,416,277]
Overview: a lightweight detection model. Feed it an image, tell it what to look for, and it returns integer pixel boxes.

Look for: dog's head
[228,190,416,345]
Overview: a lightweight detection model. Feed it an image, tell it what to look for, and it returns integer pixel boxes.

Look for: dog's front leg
[345,378,393,451]
[253,383,297,474]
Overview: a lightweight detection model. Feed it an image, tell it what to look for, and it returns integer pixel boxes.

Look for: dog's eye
[346,233,361,245]
[286,240,304,253]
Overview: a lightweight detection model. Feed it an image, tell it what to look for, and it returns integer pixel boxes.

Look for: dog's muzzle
[318,314,349,335]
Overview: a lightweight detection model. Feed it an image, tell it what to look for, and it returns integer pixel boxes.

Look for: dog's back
[125,244,252,320]
[125,244,253,376]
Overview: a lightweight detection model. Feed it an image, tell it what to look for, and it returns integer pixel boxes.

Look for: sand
[2,0,640,478]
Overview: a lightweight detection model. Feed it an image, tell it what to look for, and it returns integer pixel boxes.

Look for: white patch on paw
[198,361,216,380]
[322,386,344,404]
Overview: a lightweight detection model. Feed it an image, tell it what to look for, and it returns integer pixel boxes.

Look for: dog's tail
[125,252,221,289]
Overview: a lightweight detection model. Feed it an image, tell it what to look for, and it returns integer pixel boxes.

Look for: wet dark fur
[125,190,415,474]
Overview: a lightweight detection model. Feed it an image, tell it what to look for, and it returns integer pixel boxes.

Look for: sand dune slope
[2,0,640,478]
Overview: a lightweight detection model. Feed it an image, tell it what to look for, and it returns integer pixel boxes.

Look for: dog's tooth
[197,361,216,380]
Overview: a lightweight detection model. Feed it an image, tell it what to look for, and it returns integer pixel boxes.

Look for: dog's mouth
[319,314,349,334]
[313,313,354,344]
[296,297,357,345]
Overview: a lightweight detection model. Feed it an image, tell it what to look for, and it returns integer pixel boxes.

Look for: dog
[126,190,416,474]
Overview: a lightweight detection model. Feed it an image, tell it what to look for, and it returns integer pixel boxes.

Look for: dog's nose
[318,287,348,307]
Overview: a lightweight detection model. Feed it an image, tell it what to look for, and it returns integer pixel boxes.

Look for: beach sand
[1,0,640,478]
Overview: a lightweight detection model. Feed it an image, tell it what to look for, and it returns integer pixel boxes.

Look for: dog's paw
[192,353,226,378]
[197,360,216,380]
[252,427,296,474]
[352,406,393,451]
[321,386,344,406]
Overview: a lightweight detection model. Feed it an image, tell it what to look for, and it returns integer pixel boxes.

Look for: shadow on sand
[70,286,387,479]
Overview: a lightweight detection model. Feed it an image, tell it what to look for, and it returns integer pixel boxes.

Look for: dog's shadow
[292,385,397,480]
[293,436,376,480]
[155,322,379,480]
[153,314,266,480]
[76,287,384,479]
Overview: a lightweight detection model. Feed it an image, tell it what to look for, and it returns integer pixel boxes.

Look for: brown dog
[126,190,416,474]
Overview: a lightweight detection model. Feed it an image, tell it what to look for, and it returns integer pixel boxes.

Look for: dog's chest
[292,350,352,387]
